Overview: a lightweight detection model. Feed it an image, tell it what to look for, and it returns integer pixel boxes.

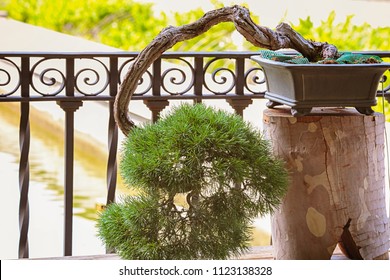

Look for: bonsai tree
[97,104,288,259]
[97,5,388,260]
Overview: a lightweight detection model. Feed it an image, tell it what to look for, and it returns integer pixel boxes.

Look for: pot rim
[251,55,390,69]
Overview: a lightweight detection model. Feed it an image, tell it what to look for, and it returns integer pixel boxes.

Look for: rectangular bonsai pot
[251,55,390,115]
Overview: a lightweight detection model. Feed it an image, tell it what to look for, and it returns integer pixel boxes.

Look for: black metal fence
[1,51,389,258]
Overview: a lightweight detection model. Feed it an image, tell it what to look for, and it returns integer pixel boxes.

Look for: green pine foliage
[97,104,288,259]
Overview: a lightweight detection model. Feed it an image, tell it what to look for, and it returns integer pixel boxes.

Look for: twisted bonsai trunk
[114,5,338,135]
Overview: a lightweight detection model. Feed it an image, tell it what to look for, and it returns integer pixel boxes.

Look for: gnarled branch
[115,5,338,135]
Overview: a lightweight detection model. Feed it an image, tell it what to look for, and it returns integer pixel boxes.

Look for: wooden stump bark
[263,107,389,260]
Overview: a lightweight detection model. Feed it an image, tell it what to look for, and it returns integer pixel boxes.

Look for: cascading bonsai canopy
[98,104,289,259]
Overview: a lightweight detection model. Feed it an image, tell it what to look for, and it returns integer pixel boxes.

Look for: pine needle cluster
[97,103,288,259]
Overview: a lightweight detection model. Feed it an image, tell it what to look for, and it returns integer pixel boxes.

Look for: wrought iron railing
[0,51,389,259]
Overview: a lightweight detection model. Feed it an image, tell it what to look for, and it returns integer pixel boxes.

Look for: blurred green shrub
[1,0,238,51]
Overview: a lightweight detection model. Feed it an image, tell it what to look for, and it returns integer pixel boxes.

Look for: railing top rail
[1,51,389,104]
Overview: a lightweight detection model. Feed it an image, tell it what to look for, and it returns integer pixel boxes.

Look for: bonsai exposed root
[338,218,363,260]
[114,5,339,135]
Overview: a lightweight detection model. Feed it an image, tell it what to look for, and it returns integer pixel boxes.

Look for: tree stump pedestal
[263,107,389,260]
